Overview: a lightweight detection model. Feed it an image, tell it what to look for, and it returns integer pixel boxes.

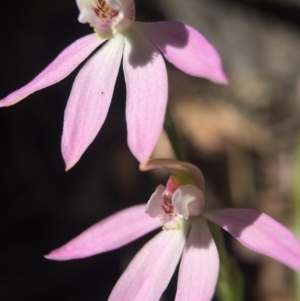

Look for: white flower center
[160,193,183,231]
[146,184,205,231]
[76,0,135,39]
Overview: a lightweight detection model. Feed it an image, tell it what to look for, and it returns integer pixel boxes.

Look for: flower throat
[94,0,119,21]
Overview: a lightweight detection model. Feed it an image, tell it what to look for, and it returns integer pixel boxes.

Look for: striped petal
[0,34,103,107]
[62,34,124,170]
[204,209,300,270]
[135,21,228,84]
[176,218,219,301]
[108,224,187,301]
[123,30,168,162]
[45,204,159,260]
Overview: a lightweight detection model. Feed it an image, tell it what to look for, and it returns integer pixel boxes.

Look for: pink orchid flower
[46,158,300,301]
[0,0,227,170]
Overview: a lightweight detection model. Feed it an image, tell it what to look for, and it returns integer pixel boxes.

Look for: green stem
[293,134,300,301]
[164,105,244,301]
[164,105,188,162]
[208,221,244,301]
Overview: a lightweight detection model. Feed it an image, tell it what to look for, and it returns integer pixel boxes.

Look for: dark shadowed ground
[0,0,300,300]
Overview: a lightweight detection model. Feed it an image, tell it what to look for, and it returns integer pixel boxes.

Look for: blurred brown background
[0,0,300,300]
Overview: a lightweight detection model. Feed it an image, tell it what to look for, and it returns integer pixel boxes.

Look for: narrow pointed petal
[108,225,187,301]
[204,209,300,270]
[176,218,219,301]
[0,34,103,107]
[134,22,228,84]
[45,204,159,260]
[62,35,124,170]
[123,31,168,162]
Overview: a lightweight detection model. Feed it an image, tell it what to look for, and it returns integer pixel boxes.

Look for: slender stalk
[293,134,300,301]
[208,221,244,301]
[164,104,244,301]
[163,105,188,162]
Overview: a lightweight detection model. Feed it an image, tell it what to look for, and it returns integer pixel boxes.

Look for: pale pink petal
[134,22,228,84]
[204,209,300,270]
[108,224,187,301]
[172,184,205,218]
[62,35,124,170]
[123,30,168,162]
[45,204,159,260]
[145,184,165,218]
[176,218,219,301]
[0,34,103,107]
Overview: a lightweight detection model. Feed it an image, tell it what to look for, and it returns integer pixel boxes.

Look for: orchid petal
[134,22,228,84]
[176,218,219,301]
[172,184,205,218]
[145,184,165,218]
[123,30,168,162]
[45,204,159,260]
[108,225,187,301]
[62,35,124,170]
[0,34,103,107]
[204,209,300,270]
